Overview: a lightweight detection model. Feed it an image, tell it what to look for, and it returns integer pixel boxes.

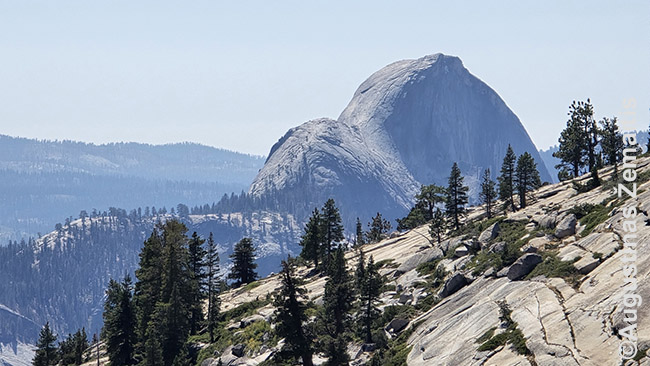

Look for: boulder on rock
[232,344,245,358]
[395,247,443,274]
[488,241,506,254]
[439,237,462,256]
[398,292,413,305]
[479,222,500,244]
[555,214,577,239]
[454,245,469,258]
[533,213,557,229]
[438,272,468,298]
[496,267,509,278]
[483,268,495,277]
[386,318,410,334]
[507,253,543,281]
[520,236,551,253]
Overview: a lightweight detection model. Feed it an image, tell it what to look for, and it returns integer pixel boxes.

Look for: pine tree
[354,250,366,292]
[319,247,353,366]
[58,333,74,366]
[134,227,164,348]
[396,184,446,230]
[445,162,469,230]
[158,221,193,366]
[171,344,190,366]
[554,117,586,179]
[395,203,426,231]
[366,212,391,243]
[156,284,189,366]
[600,117,624,179]
[320,199,345,265]
[103,275,136,366]
[58,328,87,366]
[647,123,650,153]
[140,321,163,366]
[579,99,601,186]
[355,218,365,247]
[428,208,446,243]
[33,322,58,366]
[228,238,258,287]
[356,255,382,344]
[479,168,497,219]
[206,232,222,343]
[514,152,542,209]
[187,232,207,335]
[498,145,517,212]
[273,256,314,366]
[553,99,598,183]
[132,220,194,366]
[72,328,88,365]
[415,184,447,221]
[299,209,323,268]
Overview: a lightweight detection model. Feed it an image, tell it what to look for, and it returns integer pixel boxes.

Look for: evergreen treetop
[273,256,314,366]
[498,145,517,212]
[514,152,542,209]
[445,162,469,230]
[479,168,497,219]
[33,322,58,366]
[228,237,258,287]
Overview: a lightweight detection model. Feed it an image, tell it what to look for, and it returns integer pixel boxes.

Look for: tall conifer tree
[429,208,446,243]
[273,256,314,366]
[445,163,469,230]
[367,212,391,243]
[320,199,345,266]
[158,220,192,366]
[299,209,323,268]
[134,226,164,349]
[498,145,517,212]
[228,238,258,287]
[319,247,353,366]
[33,322,58,366]
[103,275,136,366]
[355,218,365,247]
[356,255,382,344]
[187,232,207,335]
[514,152,542,208]
[206,232,221,343]
[479,168,497,219]
[600,117,624,179]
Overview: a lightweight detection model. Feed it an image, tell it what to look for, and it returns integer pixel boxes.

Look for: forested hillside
[0,135,264,242]
[0,208,299,355]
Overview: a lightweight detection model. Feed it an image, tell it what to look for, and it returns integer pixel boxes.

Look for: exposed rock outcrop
[506,253,543,280]
[249,54,551,225]
[555,214,577,238]
[438,272,469,298]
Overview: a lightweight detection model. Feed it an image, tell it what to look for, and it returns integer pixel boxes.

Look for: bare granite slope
[210,157,650,366]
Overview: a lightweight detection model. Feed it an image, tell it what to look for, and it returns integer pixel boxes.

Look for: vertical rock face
[339,54,551,189]
[249,54,550,224]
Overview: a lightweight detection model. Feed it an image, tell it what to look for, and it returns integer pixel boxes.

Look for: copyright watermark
[617,98,641,361]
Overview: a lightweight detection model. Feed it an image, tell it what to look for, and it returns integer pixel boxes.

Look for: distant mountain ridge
[0,135,263,183]
[0,135,265,242]
[251,54,551,226]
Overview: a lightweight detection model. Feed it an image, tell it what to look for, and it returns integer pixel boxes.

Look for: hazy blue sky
[0,1,648,155]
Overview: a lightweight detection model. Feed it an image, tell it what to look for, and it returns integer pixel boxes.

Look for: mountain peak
[250,54,550,226]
